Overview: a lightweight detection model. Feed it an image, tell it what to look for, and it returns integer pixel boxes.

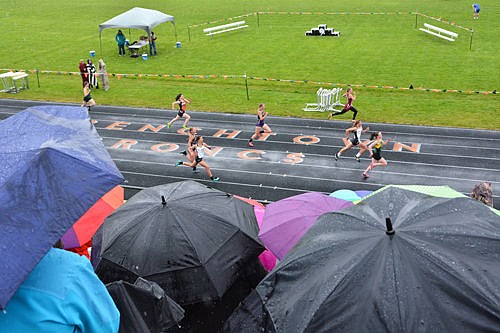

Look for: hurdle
[303,88,343,112]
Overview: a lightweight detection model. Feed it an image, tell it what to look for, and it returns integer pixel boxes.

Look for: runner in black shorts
[168,93,191,129]
[81,81,95,110]
[179,127,200,173]
[328,86,358,121]
[362,131,390,178]
[176,136,219,182]
[334,120,370,162]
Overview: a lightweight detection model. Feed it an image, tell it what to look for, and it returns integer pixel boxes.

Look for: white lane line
[111,156,500,185]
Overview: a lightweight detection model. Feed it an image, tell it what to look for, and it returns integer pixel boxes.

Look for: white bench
[419,23,458,42]
[204,21,248,36]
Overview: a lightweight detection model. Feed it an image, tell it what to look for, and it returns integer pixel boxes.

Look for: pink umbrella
[259,192,353,260]
[233,195,277,271]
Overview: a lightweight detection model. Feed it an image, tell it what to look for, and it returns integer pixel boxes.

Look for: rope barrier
[415,12,472,32]
[1,69,495,95]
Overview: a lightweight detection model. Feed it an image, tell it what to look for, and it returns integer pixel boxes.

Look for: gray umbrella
[92,180,264,306]
[224,187,500,333]
[106,278,184,333]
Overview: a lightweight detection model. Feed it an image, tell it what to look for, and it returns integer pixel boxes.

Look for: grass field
[1,0,498,129]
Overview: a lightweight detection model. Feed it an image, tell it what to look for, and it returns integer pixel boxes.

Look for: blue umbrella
[0,105,123,309]
[329,189,361,202]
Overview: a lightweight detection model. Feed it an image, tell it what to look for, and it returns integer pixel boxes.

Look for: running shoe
[167,123,171,129]
[355,156,361,162]
[183,125,189,129]
[248,142,254,147]
[362,173,370,178]
[175,160,183,166]
[211,177,220,182]
[179,150,187,156]
[334,153,339,161]
[192,167,200,173]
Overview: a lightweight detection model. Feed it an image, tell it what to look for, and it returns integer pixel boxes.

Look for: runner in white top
[176,136,219,182]
[334,120,370,162]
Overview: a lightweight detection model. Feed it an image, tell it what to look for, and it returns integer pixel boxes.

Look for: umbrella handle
[385,218,395,236]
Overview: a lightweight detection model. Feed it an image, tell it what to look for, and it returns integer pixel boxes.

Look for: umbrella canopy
[354,189,373,199]
[0,105,123,309]
[234,195,277,271]
[225,187,500,333]
[369,184,468,199]
[329,188,361,202]
[92,180,265,306]
[62,185,124,249]
[106,277,184,333]
[259,192,353,260]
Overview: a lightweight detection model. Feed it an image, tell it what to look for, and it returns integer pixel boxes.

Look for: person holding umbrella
[176,136,219,182]
[362,131,391,178]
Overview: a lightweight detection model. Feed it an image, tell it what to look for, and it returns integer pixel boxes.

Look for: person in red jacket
[79,59,88,87]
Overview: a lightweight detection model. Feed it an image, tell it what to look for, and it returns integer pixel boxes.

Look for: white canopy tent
[99,7,176,54]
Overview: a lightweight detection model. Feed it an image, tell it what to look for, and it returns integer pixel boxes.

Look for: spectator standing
[86,59,98,89]
[115,30,126,56]
[79,59,88,87]
[149,31,157,56]
[472,3,480,20]
[0,247,120,333]
[98,58,109,91]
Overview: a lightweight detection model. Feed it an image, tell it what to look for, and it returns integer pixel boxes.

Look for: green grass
[1,0,498,129]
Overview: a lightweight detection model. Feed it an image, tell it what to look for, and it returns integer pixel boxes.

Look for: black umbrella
[92,180,265,306]
[106,277,184,333]
[224,187,500,333]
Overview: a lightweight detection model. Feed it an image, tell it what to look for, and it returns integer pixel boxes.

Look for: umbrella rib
[389,243,404,328]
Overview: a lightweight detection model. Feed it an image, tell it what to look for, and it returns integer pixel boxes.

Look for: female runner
[362,131,390,178]
[168,93,191,129]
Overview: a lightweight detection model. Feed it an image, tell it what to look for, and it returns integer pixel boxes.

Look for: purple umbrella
[258,192,353,260]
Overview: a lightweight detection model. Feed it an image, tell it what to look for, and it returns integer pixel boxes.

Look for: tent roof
[99,7,174,34]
